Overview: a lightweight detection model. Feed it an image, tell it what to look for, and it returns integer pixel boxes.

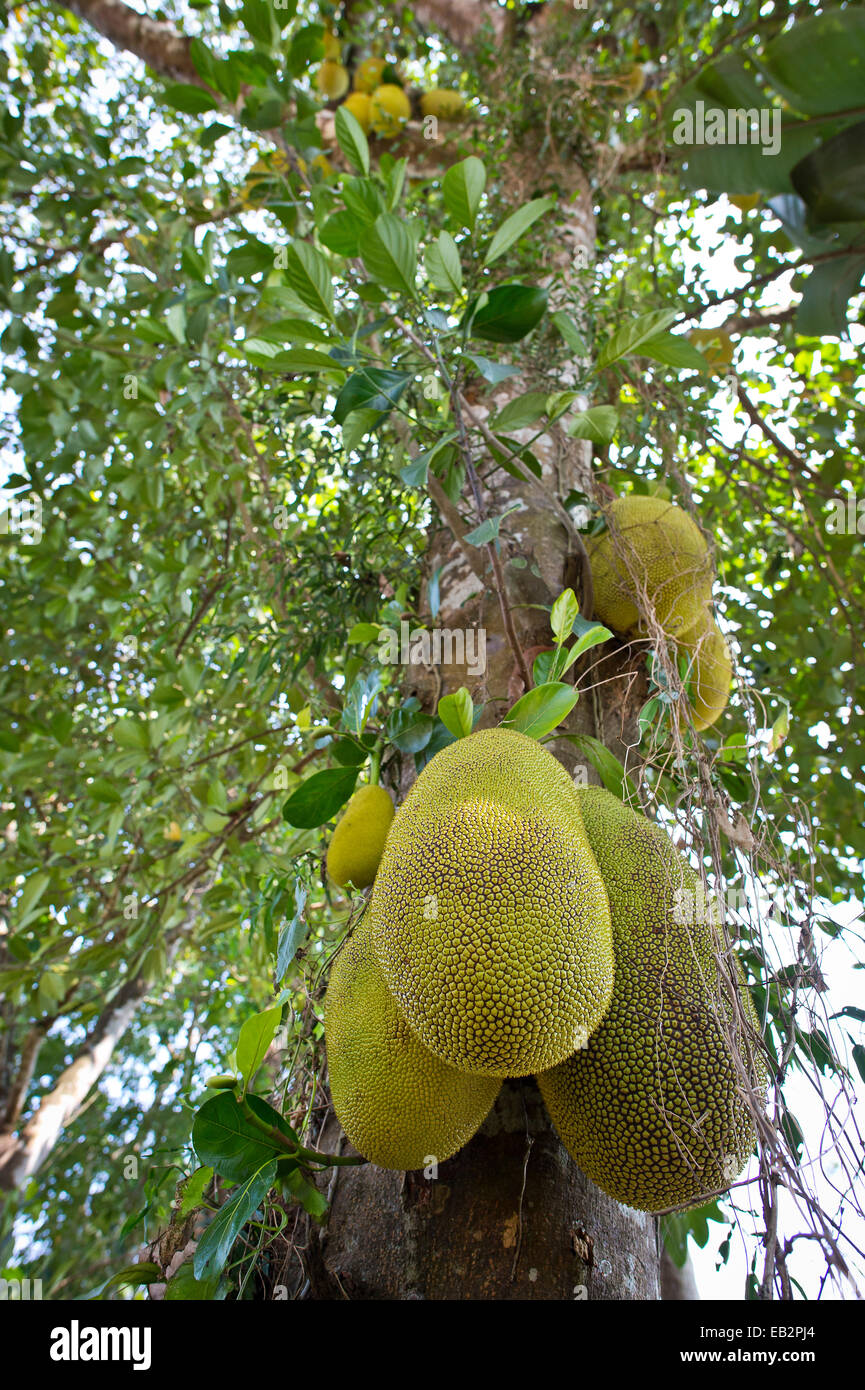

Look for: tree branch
[56,0,201,84]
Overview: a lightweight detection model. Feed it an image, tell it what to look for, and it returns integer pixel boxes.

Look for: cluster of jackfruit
[324,728,764,1210]
[586,493,733,731]
[314,27,464,139]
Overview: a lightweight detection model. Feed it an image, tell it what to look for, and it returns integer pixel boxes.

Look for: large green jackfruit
[326,783,394,889]
[587,495,714,639]
[325,916,500,1169]
[537,788,765,1212]
[367,728,614,1077]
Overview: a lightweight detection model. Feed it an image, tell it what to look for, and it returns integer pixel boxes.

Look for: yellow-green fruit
[369,83,411,136]
[681,617,733,731]
[353,56,387,93]
[586,494,714,639]
[729,193,760,213]
[420,88,465,120]
[316,60,350,100]
[367,728,614,1077]
[340,91,373,134]
[326,784,394,889]
[325,917,501,1169]
[537,788,765,1212]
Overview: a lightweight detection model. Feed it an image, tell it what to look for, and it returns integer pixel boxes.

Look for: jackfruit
[367,728,614,1077]
[420,88,465,120]
[316,60,350,100]
[326,784,394,889]
[353,56,387,93]
[586,494,714,640]
[325,916,500,1169]
[680,616,733,731]
[728,193,760,213]
[369,83,411,137]
[537,788,765,1212]
[340,91,373,134]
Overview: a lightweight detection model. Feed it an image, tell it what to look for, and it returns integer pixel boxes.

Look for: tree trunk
[307,181,658,1300]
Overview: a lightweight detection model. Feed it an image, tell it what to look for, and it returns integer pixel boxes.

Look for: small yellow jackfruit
[340,91,373,134]
[680,616,733,731]
[323,25,341,61]
[420,88,465,120]
[537,788,765,1212]
[353,57,387,93]
[316,60,350,100]
[325,917,500,1169]
[369,83,411,137]
[367,728,614,1078]
[326,784,394,889]
[586,494,714,640]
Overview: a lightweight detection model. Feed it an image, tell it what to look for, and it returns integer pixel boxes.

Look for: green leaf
[164,1262,222,1300]
[501,683,579,740]
[281,766,358,828]
[595,309,678,370]
[550,588,580,644]
[797,252,865,337]
[334,105,370,174]
[852,1044,865,1086]
[333,367,410,425]
[360,214,417,298]
[437,688,474,739]
[563,733,633,799]
[236,1004,282,1089]
[442,156,486,231]
[565,406,618,445]
[193,1160,276,1282]
[276,880,308,982]
[468,285,548,344]
[767,702,790,756]
[761,8,865,116]
[16,870,50,922]
[347,622,380,644]
[178,1166,214,1218]
[464,353,522,385]
[484,195,556,266]
[639,332,708,369]
[425,232,463,294]
[463,501,522,547]
[281,242,334,320]
[550,310,588,355]
[162,83,220,115]
[192,1092,296,1183]
[492,391,549,431]
[386,703,436,754]
[85,1263,163,1300]
[791,120,865,223]
[244,340,341,373]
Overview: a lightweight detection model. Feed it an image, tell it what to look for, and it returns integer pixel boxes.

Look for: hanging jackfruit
[366,728,614,1078]
[537,788,765,1212]
[680,616,733,731]
[325,917,500,1170]
[586,494,714,639]
[326,784,394,889]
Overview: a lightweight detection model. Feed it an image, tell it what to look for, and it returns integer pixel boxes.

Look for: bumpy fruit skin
[326,784,394,889]
[680,616,733,731]
[369,83,411,136]
[587,494,714,639]
[420,88,465,120]
[367,728,614,1077]
[340,91,373,133]
[325,917,500,1169]
[537,788,765,1212]
[353,56,387,93]
[316,60,350,100]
